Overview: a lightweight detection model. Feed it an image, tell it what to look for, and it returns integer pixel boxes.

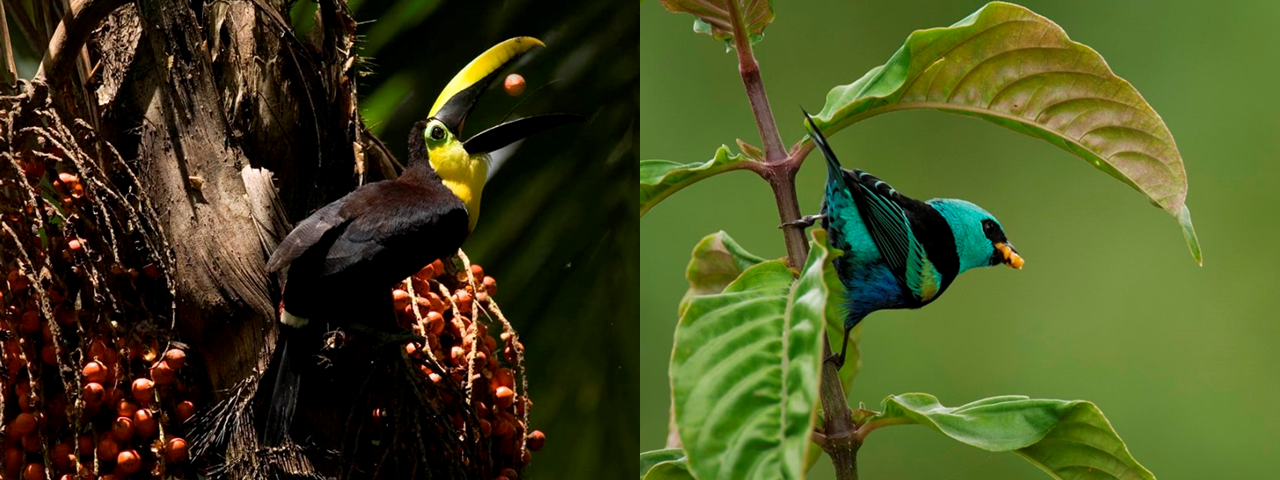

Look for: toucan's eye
[430,125,445,141]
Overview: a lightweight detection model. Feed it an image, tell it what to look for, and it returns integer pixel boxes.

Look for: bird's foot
[347,323,426,349]
[780,214,824,229]
[823,352,845,369]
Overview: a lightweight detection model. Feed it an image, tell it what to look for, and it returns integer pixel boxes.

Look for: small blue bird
[788,111,1024,368]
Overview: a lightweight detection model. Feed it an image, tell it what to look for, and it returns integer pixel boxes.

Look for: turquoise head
[927,198,1024,273]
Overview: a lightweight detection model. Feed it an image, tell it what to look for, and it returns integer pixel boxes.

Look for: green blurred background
[642,1,1279,478]
[8,0,637,477]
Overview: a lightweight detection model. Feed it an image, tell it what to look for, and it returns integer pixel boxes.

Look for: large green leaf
[811,1,1201,264]
[659,0,774,47]
[640,146,753,216]
[678,231,768,318]
[640,449,693,480]
[863,393,1155,479]
[671,230,838,480]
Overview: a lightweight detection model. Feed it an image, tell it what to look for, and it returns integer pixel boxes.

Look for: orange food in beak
[995,242,1024,269]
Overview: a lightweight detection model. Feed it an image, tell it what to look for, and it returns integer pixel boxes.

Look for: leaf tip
[1177,207,1202,266]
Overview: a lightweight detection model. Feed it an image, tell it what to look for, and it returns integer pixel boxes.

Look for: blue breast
[823,181,911,329]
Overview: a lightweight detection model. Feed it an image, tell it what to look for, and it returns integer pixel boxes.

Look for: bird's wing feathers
[320,181,468,278]
[267,180,468,281]
[844,170,932,300]
[265,200,350,273]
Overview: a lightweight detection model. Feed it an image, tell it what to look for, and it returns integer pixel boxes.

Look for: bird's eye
[429,125,445,140]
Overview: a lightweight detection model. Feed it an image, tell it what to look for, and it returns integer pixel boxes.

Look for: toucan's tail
[260,322,307,446]
[802,109,844,180]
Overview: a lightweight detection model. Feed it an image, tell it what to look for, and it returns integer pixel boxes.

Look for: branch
[720,4,860,478]
[33,0,130,83]
[0,1,16,86]
[818,340,860,480]
[727,1,784,165]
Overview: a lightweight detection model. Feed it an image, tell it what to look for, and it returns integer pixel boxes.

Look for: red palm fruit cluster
[392,259,543,476]
[0,275,197,480]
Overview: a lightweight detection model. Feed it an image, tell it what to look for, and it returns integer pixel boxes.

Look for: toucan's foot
[823,352,845,369]
[346,323,425,349]
[781,214,824,229]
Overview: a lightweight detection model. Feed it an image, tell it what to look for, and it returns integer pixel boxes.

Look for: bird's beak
[995,242,1024,269]
[428,37,582,154]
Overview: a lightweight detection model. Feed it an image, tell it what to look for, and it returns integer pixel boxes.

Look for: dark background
[349,1,639,477]
[8,0,639,477]
[642,0,1280,478]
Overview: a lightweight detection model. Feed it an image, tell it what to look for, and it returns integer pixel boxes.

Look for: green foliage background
[641,1,1279,478]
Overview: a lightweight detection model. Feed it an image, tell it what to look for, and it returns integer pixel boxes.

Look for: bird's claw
[780,214,824,229]
[823,352,845,369]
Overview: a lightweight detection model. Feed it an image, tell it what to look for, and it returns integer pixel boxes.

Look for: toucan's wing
[843,170,933,299]
[320,181,469,279]
[265,199,350,273]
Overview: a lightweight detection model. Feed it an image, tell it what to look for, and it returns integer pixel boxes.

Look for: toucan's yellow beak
[995,242,1024,269]
[429,37,545,131]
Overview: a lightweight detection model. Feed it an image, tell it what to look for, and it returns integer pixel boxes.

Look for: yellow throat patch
[429,140,488,231]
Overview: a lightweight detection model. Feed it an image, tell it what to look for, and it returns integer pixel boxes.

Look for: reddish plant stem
[727,0,785,166]
[724,4,860,479]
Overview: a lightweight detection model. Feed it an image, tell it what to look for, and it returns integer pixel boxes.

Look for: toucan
[258,37,579,446]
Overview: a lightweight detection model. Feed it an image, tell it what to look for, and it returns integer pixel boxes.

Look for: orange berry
[96,438,118,460]
[164,349,186,369]
[131,378,154,402]
[164,437,188,462]
[116,449,141,473]
[7,270,28,292]
[83,361,108,383]
[77,435,92,455]
[19,310,39,333]
[493,368,515,390]
[40,344,57,365]
[392,289,411,309]
[176,400,196,422]
[134,409,156,438]
[495,386,515,409]
[150,361,175,385]
[51,442,73,470]
[115,399,138,418]
[21,433,41,452]
[483,276,497,294]
[455,290,472,313]
[504,73,526,96]
[469,264,484,279]
[22,463,42,480]
[110,416,133,441]
[67,238,82,251]
[2,448,19,474]
[83,383,105,406]
[11,413,36,436]
[501,468,520,480]
[526,430,546,451]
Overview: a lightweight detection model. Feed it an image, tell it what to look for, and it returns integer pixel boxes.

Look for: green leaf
[660,0,774,47]
[685,231,768,297]
[864,393,1155,479]
[640,449,692,480]
[640,146,752,216]
[675,231,859,474]
[671,230,839,480]
[811,1,1201,264]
